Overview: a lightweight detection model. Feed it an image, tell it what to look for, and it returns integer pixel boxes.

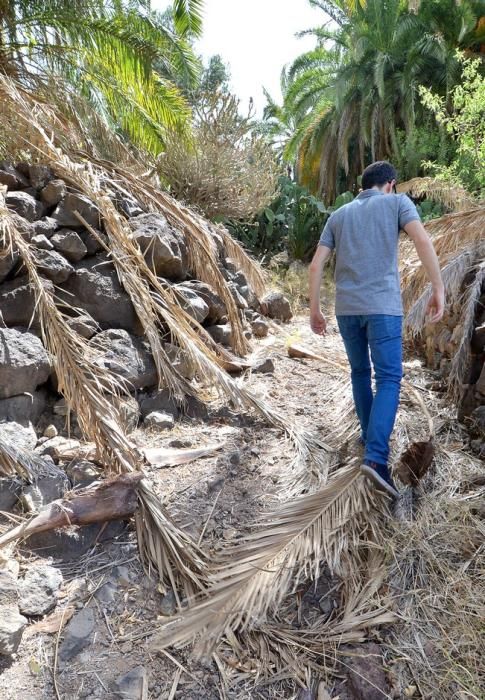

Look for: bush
[157,92,279,220]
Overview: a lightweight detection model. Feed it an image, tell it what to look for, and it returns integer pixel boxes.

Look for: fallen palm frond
[0,200,207,595]
[152,463,382,656]
[397,177,477,213]
[0,438,59,482]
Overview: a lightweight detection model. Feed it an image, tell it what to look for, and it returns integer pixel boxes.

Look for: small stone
[40,179,66,206]
[229,451,241,466]
[59,607,95,661]
[113,667,148,700]
[138,389,179,420]
[0,477,22,513]
[52,192,100,229]
[51,229,88,263]
[32,216,58,238]
[0,570,19,607]
[18,565,63,617]
[346,642,390,700]
[32,248,74,283]
[144,411,175,430]
[0,328,51,400]
[252,357,275,374]
[159,590,177,616]
[35,436,80,461]
[28,164,53,190]
[43,424,58,439]
[117,395,140,433]
[260,291,292,322]
[251,318,269,338]
[65,459,102,487]
[31,233,54,250]
[206,323,233,346]
[0,248,18,283]
[65,312,99,340]
[0,606,27,655]
[21,467,70,512]
[95,582,117,605]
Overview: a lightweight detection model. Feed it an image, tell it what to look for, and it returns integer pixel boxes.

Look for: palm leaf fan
[151,463,381,656]
[0,200,206,596]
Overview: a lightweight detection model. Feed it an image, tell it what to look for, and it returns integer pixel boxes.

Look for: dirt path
[0,313,482,700]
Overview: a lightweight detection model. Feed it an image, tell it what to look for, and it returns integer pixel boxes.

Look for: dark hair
[361,161,397,190]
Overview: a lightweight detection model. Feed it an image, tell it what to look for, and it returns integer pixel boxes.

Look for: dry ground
[0,310,483,700]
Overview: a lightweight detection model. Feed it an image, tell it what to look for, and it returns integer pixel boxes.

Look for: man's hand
[310,309,327,335]
[426,287,445,323]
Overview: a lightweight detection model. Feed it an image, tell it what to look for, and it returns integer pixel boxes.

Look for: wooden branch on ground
[0,473,142,547]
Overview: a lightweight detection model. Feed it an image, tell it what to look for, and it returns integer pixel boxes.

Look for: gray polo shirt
[319,190,420,316]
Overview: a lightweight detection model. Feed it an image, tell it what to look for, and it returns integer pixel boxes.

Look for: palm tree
[275,0,485,202]
[0,1,203,155]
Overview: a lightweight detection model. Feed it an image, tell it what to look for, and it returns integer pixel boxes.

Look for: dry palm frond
[0,199,206,594]
[152,464,381,655]
[215,223,266,299]
[405,242,485,333]
[449,262,485,400]
[0,437,57,482]
[397,177,477,213]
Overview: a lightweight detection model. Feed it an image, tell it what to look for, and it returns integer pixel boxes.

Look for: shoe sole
[360,464,400,499]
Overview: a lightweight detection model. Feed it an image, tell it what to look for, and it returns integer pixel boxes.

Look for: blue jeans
[336,315,403,466]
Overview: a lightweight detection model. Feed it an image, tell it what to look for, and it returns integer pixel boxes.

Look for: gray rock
[9,212,35,241]
[65,312,99,339]
[175,284,209,323]
[251,318,269,338]
[65,459,102,487]
[0,390,48,424]
[6,191,45,222]
[43,424,58,438]
[182,280,226,323]
[0,249,19,283]
[113,667,148,700]
[28,164,53,190]
[207,323,232,346]
[228,281,248,309]
[0,606,27,655]
[25,521,125,561]
[78,228,107,255]
[31,216,58,238]
[0,570,19,607]
[138,389,179,420]
[164,342,195,380]
[51,229,88,263]
[31,233,54,250]
[21,467,70,512]
[35,436,80,462]
[18,565,63,616]
[95,582,117,605]
[0,275,54,327]
[40,179,66,206]
[470,405,485,438]
[0,421,37,451]
[0,328,51,399]
[252,357,275,374]
[260,291,292,322]
[32,248,74,283]
[112,193,144,219]
[59,607,95,661]
[52,192,100,228]
[144,411,175,430]
[90,329,157,391]
[0,477,22,512]
[0,164,29,190]
[58,256,141,333]
[159,589,177,616]
[128,213,187,280]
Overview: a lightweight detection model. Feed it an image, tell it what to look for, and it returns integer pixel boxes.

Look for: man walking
[309,161,444,498]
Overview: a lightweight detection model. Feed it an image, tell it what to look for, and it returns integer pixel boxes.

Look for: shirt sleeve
[398,194,420,229]
[319,216,335,249]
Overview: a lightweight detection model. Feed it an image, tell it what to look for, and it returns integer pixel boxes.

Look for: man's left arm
[309,244,332,335]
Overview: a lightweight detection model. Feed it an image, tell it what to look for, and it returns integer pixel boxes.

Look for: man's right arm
[403,219,445,323]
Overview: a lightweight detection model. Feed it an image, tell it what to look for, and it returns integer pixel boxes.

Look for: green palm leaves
[0,1,202,155]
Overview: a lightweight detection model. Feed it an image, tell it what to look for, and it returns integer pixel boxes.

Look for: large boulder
[0,328,51,399]
[182,280,226,323]
[32,248,74,283]
[90,329,157,391]
[0,249,18,284]
[128,213,187,280]
[260,291,292,322]
[52,192,101,228]
[0,275,54,327]
[58,256,141,333]
[0,390,48,424]
[5,191,45,222]
[51,229,88,263]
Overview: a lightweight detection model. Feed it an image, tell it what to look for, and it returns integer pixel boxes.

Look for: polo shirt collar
[357,189,383,199]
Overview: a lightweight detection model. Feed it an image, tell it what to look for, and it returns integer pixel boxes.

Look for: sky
[153,0,323,115]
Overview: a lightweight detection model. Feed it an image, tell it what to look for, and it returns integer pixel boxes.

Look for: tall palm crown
[0,0,204,154]
[276,0,484,203]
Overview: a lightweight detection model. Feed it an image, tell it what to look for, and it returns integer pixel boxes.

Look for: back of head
[361,161,397,190]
